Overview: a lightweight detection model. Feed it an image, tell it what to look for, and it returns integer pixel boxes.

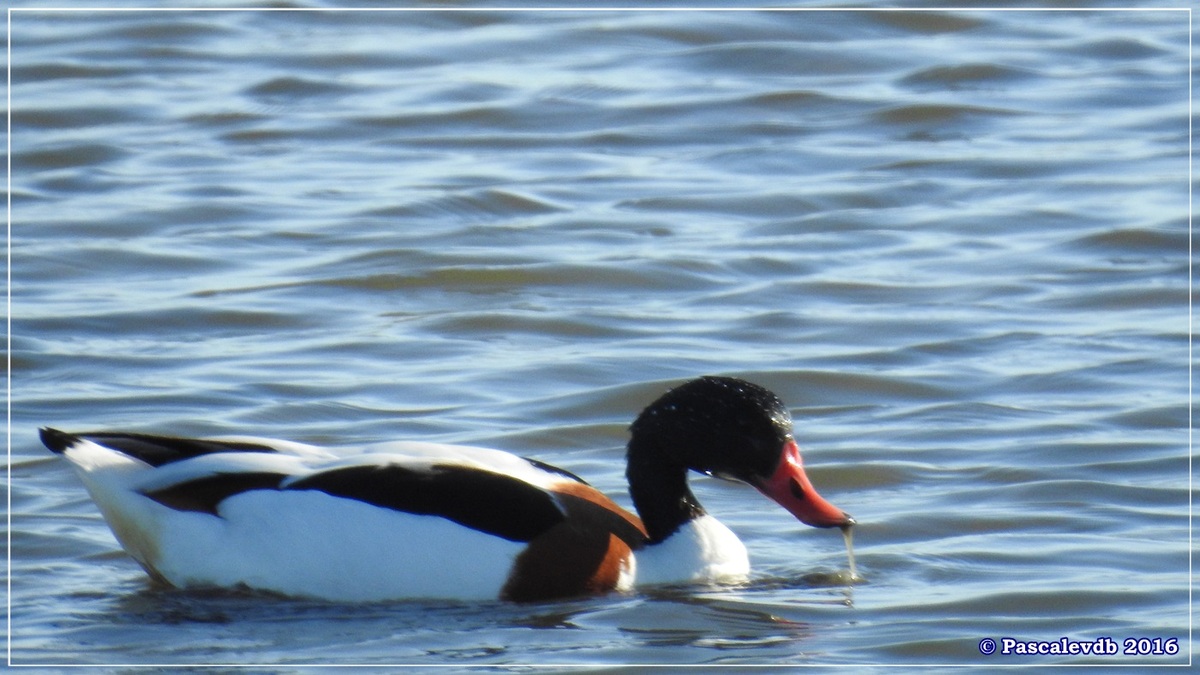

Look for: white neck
[633,515,750,588]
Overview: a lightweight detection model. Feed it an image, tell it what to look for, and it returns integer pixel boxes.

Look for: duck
[40,375,853,603]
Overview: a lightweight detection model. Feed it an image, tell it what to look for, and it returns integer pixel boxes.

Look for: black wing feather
[287,463,565,543]
[44,427,568,543]
[141,472,287,516]
[39,427,279,468]
[521,456,590,485]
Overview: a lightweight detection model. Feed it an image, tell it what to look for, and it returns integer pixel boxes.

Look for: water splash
[841,524,858,582]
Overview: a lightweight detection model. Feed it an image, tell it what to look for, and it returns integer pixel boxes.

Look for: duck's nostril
[789,478,806,500]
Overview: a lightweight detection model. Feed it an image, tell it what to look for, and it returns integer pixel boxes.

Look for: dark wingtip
[39,427,77,454]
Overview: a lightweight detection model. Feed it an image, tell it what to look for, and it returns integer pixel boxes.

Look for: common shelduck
[40,376,853,602]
